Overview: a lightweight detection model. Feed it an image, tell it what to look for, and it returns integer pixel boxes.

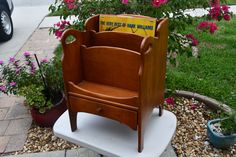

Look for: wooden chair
[61,16,169,152]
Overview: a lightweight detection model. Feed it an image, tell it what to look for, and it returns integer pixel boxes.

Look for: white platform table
[53,109,177,157]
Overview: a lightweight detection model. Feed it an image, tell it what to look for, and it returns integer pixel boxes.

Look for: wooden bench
[61,16,169,152]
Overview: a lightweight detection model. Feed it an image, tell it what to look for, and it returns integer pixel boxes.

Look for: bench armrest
[61,29,85,92]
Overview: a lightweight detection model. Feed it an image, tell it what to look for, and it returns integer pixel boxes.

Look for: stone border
[174,90,233,113]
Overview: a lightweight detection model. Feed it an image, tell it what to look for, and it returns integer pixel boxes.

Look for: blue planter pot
[207,119,236,148]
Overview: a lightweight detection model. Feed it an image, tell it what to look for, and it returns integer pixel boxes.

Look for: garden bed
[167,17,236,111]
[167,97,235,156]
[9,97,235,156]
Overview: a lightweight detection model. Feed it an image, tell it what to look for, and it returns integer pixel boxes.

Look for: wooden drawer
[69,96,137,130]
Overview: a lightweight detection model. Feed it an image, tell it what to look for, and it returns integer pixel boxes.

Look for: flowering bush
[197,21,218,34]
[64,0,78,10]
[186,34,199,46]
[49,0,210,34]
[208,4,232,21]
[0,53,63,113]
[50,20,71,39]
[197,2,232,34]
[49,0,212,65]
[49,0,232,66]
[152,0,168,8]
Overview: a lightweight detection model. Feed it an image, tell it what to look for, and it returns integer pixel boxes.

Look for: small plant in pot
[207,111,236,148]
[0,52,66,127]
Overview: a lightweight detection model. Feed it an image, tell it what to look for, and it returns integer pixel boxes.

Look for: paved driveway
[0,0,54,62]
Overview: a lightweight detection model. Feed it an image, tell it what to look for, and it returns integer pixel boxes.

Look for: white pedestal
[53,109,177,157]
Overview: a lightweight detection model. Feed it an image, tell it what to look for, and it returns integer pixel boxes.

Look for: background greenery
[227,0,236,4]
[167,17,236,110]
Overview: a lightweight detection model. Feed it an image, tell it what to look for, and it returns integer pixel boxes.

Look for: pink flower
[30,62,36,69]
[223,14,231,21]
[61,21,70,25]
[9,57,15,63]
[55,30,63,39]
[15,68,21,74]
[190,104,198,110]
[122,0,128,4]
[53,21,70,39]
[165,97,175,105]
[152,0,168,8]
[54,22,61,27]
[209,6,221,20]
[40,58,48,64]
[23,51,31,57]
[197,21,209,30]
[192,39,199,46]
[9,82,16,87]
[209,22,217,34]
[186,34,199,46]
[13,60,19,67]
[208,4,231,21]
[186,34,194,39]
[211,0,220,7]
[25,61,30,65]
[222,5,230,13]
[0,85,6,92]
[60,25,65,30]
[30,63,36,74]
[64,0,77,10]
[0,60,3,65]
[197,21,217,34]
[67,3,77,10]
[64,0,75,3]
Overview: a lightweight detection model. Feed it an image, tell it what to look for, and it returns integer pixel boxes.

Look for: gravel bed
[14,125,79,155]
[166,97,236,156]
[10,97,236,156]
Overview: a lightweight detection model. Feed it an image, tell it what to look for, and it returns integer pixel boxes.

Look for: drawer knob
[96,107,102,112]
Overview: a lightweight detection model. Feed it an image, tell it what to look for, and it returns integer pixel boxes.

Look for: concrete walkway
[0,20,59,157]
[4,145,176,157]
[0,28,59,155]
[0,95,31,154]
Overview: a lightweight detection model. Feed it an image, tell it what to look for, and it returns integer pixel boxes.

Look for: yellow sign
[99,14,157,37]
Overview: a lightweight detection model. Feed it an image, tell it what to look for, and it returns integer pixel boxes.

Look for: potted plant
[0,52,66,127]
[207,111,236,148]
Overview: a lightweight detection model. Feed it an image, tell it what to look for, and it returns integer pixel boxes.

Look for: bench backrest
[80,45,141,91]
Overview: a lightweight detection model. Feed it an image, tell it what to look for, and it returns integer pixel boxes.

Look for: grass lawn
[227,0,236,4]
[167,17,236,110]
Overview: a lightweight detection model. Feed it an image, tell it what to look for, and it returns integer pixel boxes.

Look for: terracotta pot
[30,95,67,127]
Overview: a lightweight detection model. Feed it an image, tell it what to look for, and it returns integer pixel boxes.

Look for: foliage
[49,0,210,32]
[207,4,232,21]
[227,0,236,4]
[0,53,64,113]
[18,85,53,113]
[167,16,236,110]
[49,0,211,62]
[49,0,232,66]
[221,111,236,135]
